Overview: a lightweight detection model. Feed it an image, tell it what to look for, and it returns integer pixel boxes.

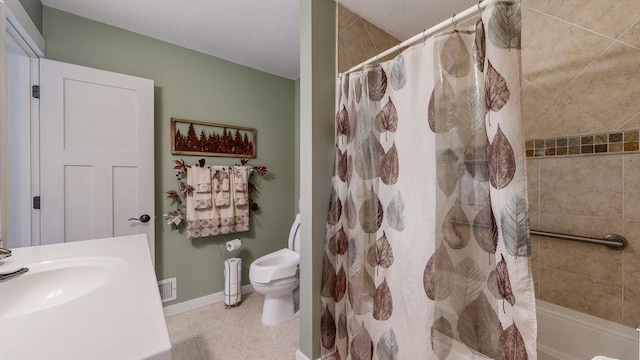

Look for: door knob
[128,214,151,223]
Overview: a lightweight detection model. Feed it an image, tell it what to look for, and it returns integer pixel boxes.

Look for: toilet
[249,214,301,326]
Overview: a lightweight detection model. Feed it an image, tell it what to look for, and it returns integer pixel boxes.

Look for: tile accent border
[526,130,640,158]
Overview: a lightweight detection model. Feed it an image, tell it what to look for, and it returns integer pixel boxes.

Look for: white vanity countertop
[0,234,171,360]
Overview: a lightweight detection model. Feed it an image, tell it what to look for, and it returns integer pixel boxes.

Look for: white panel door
[39,59,155,259]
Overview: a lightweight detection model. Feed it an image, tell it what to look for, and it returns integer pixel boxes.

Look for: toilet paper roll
[226,239,242,251]
[224,258,241,284]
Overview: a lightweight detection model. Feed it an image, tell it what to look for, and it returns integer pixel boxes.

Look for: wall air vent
[158,278,177,303]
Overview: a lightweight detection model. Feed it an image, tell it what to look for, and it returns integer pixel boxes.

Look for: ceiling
[40,0,479,80]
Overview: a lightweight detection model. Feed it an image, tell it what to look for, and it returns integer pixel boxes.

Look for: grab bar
[530,230,628,250]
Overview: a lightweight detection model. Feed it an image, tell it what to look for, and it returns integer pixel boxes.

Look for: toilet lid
[288,214,301,253]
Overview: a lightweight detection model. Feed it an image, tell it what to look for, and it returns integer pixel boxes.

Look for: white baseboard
[295,350,309,360]
[163,284,254,317]
[295,349,321,360]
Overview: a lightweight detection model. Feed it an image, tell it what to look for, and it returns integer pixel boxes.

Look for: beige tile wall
[523,0,640,328]
[522,0,640,139]
[337,4,400,73]
[528,155,640,326]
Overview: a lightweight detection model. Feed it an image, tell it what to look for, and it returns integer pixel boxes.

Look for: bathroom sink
[0,235,171,360]
[0,256,127,318]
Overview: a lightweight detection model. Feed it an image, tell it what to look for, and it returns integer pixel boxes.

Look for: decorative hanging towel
[212,166,231,207]
[232,166,250,232]
[186,165,252,239]
[321,1,537,359]
[212,166,235,234]
[186,165,216,238]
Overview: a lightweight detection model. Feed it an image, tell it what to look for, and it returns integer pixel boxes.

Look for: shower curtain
[321,1,536,359]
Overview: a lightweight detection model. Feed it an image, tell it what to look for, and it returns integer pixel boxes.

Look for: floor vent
[158,278,177,303]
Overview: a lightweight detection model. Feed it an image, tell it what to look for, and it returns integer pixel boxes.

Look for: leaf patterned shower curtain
[321,1,536,359]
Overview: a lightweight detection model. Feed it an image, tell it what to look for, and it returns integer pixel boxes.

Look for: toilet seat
[249,248,299,284]
[249,214,301,285]
[250,275,298,290]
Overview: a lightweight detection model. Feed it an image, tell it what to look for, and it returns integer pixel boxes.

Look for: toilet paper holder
[225,239,242,252]
[219,239,243,308]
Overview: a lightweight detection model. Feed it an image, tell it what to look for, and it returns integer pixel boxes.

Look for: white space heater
[224,258,242,307]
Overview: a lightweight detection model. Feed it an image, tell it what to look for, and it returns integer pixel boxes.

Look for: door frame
[4,0,43,247]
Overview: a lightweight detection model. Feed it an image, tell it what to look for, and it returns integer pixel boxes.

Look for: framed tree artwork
[171,118,256,158]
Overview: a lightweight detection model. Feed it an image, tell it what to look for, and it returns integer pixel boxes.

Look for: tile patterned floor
[166,292,300,360]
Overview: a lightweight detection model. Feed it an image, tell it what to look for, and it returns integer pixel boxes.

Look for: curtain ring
[452,13,457,29]
[478,1,482,10]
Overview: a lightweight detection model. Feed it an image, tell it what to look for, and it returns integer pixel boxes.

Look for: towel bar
[530,230,628,250]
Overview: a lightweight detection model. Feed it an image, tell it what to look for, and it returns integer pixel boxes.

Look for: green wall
[42,7,296,305]
[17,0,42,33]
[294,78,300,212]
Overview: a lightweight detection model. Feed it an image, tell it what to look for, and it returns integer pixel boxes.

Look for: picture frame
[171,118,256,158]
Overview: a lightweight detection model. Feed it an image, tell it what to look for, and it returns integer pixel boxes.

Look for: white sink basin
[0,256,127,318]
[0,235,171,360]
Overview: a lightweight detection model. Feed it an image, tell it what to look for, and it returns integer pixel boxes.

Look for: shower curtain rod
[342,0,511,75]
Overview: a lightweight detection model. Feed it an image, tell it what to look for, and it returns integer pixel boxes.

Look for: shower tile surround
[337,4,400,72]
[522,0,640,327]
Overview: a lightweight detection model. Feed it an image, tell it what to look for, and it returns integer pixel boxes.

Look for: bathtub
[537,300,638,360]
